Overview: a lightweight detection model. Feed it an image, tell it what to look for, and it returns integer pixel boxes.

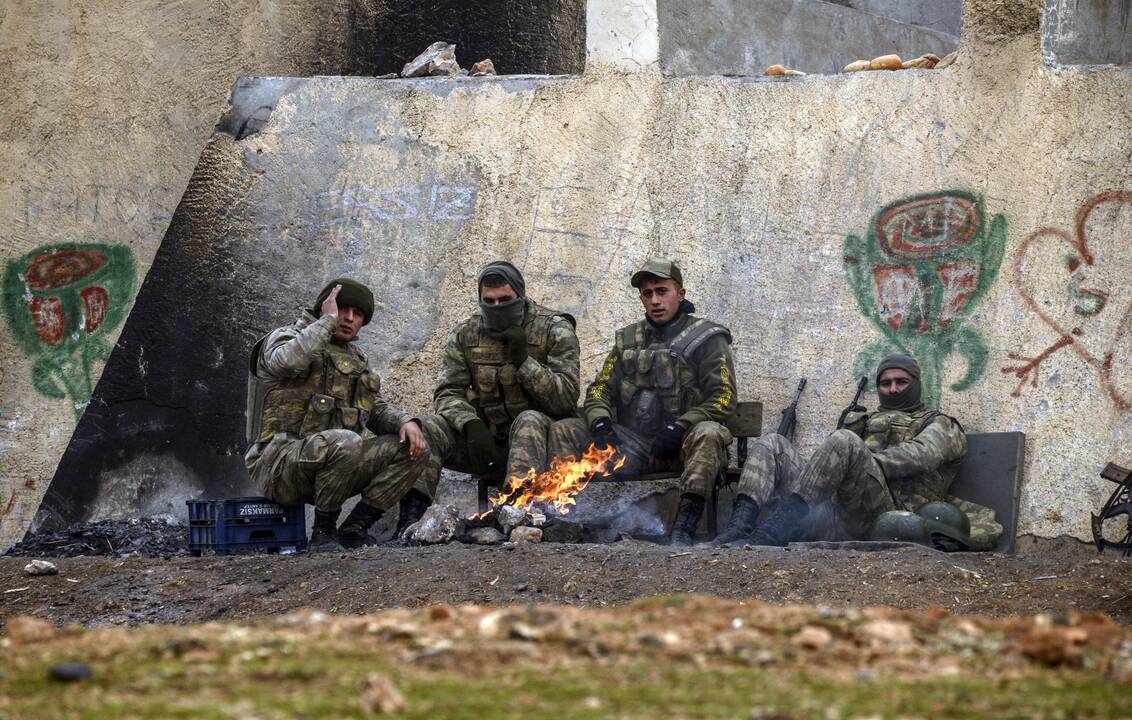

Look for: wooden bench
[476,401,765,536]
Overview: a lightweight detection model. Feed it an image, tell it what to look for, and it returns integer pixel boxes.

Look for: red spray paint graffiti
[1003,190,1132,411]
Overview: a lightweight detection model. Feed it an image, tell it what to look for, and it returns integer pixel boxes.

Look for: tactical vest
[614,316,731,435]
[860,408,940,453]
[255,340,379,441]
[463,300,572,432]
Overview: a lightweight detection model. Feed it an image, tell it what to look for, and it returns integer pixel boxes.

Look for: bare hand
[400,421,428,462]
[320,284,342,318]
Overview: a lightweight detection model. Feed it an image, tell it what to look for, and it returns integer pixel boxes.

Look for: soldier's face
[638,278,685,325]
[480,284,519,304]
[334,305,364,342]
[877,368,914,397]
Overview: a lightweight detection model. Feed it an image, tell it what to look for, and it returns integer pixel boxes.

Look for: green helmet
[916,501,971,552]
[868,511,931,545]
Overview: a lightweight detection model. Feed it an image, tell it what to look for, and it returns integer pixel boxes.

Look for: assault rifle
[836,376,868,430]
[775,378,807,440]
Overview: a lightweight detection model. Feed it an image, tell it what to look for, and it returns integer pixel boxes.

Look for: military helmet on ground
[917,500,972,551]
[868,510,931,545]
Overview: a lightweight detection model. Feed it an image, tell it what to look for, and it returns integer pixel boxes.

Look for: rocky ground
[1,527,1130,627]
[3,594,1130,718]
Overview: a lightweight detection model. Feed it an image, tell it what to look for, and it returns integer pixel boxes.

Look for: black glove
[590,417,619,451]
[650,421,686,461]
[463,419,497,475]
[498,326,528,367]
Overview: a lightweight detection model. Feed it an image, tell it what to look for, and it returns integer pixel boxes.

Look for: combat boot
[712,494,760,546]
[338,502,384,549]
[748,494,809,547]
[669,493,706,546]
[394,489,431,538]
[309,508,344,552]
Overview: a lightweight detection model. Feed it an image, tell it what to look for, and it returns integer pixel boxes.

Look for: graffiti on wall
[844,191,1007,407]
[1002,190,1132,411]
[2,243,135,419]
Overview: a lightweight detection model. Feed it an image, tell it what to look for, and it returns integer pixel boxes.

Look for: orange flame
[487,443,624,515]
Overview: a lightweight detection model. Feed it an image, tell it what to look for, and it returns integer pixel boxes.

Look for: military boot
[309,509,344,553]
[394,489,431,539]
[748,494,809,547]
[712,494,760,546]
[338,502,384,549]
[669,493,706,546]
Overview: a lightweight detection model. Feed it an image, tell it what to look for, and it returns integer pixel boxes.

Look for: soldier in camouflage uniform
[548,258,737,546]
[245,278,443,551]
[406,261,581,532]
[715,352,1001,550]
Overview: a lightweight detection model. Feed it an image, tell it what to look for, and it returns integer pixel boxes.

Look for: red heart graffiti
[1007,190,1132,411]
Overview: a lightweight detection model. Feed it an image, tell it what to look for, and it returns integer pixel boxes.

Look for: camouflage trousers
[413,410,556,499]
[736,431,896,540]
[246,421,446,512]
[547,418,732,498]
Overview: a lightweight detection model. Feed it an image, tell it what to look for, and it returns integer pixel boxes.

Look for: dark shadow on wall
[344,0,587,76]
[31,144,261,533]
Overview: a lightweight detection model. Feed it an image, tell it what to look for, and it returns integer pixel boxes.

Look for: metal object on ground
[1092,463,1132,557]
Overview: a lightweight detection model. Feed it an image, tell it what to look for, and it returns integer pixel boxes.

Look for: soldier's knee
[511,409,552,432]
[684,421,730,447]
[826,428,864,451]
[418,415,452,448]
[548,418,585,447]
[316,430,362,465]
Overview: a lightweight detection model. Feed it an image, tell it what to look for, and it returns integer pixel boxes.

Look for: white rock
[402,41,460,78]
[403,504,461,544]
[496,505,529,535]
[23,560,58,576]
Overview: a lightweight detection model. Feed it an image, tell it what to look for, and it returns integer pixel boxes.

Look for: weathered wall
[659,0,959,76]
[0,0,451,545]
[1043,0,1132,65]
[5,0,1132,548]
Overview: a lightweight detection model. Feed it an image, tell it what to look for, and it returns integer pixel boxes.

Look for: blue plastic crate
[186,496,307,556]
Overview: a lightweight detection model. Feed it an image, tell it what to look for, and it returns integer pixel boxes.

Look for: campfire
[482,443,625,516]
[402,445,629,545]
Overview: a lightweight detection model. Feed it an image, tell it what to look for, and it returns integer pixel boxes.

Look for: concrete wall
[659,0,959,76]
[4,0,1132,548]
[1044,0,1132,65]
[830,0,964,36]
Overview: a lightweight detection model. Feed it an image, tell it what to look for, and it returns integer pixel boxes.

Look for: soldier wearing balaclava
[408,261,580,533]
[715,352,1001,552]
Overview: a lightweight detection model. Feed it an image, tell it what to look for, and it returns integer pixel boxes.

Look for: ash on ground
[6,519,190,558]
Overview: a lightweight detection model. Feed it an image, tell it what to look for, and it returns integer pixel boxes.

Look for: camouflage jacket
[247,312,411,451]
[433,298,580,437]
[846,407,1001,550]
[584,311,737,433]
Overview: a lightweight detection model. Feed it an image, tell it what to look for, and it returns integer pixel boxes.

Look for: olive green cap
[630,258,684,288]
[312,278,374,326]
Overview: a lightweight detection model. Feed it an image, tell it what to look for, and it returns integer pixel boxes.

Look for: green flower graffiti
[3,243,135,419]
[843,191,1007,407]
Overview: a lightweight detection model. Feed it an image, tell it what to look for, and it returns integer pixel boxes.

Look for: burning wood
[483,444,625,516]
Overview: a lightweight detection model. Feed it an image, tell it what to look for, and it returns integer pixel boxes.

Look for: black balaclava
[876,352,923,411]
[478,261,526,332]
[311,278,374,325]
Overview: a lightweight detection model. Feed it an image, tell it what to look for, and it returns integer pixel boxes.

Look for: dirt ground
[2,536,1129,629]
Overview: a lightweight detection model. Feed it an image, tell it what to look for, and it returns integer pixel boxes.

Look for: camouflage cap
[630,258,684,288]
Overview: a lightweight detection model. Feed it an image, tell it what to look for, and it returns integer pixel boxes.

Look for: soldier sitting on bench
[548,258,738,546]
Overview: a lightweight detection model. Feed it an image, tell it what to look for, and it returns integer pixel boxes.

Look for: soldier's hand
[650,420,686,461]
[463,419,497,475]
[498,326,528,367]
[400,420,428,463]
[590,417,619,451]
[320,284,342,318]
